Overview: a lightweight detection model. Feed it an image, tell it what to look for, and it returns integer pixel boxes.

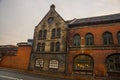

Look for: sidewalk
[0,67,94,80]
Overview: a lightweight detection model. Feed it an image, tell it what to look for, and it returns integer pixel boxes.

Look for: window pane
[85,33,94,45]
[73,55,93,71]
[103,32,113,45]
[52,29,55,38]
[48,17,54,24]
[41,43,45,52]
[106,54,120,71]
[117,31,120,44]
[37,43,41,51]
[56,42,60,52]
[38,30,42,39]
[73,34,80,47]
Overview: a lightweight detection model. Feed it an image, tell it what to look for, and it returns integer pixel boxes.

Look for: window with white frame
[49,60,59,69]
[35,59,43,67]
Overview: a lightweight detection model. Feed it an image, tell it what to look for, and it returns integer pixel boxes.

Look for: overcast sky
[0,0,120,45]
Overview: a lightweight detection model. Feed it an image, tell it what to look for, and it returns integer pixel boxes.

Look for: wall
[31,53,66,72]
[68,23,120,46]
[30,5,67,72]
[0,45,31,70]
[67,49,120,76]
[67,23,120,77]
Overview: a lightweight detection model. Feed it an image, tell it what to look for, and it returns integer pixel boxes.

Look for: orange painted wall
[0,45,31,70]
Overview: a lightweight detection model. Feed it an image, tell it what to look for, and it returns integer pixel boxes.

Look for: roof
[0,45,18,51]
[67,13,120,27]
[0,45,17,48]
[17,42,32,46]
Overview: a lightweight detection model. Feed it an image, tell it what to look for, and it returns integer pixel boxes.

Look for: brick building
[68,15,120,77]
[30,4,120,78]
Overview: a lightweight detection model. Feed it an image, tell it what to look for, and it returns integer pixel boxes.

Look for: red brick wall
[69,23,120,46]
[0,45,31,70]
[67,50,120,76]
[67,23,120,76]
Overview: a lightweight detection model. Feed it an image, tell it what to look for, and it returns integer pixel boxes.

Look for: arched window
[56,42,60,52]
[103,32,113,45]
[117,31,120,44]
[35,59,44,68]
[50,42,54,52]
[106,54,120,72]
[73,34,80,47]
[73,55,94,75]
[49,59,59,69]
[38,30,42,39]
[57,28,61,38]
[43,30,47,39]
[85,33,94,45]
[52,29,55,38]
[41,43,45,52]
[37,43,41,51]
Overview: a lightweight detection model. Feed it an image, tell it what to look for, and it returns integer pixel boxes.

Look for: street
[0,68,68,80]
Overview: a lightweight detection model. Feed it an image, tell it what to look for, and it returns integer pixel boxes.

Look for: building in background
[27,39,33,46]
[17,39,33,46]
[29,4,120,78]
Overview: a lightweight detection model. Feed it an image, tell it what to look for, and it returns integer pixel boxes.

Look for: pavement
[0,67,94,80]
[0,69,67,80]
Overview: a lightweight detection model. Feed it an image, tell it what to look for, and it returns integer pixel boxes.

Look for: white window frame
[49,60,59,69]
[35,59,43,67]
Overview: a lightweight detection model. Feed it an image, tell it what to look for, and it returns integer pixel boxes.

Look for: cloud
[0,0,120,45]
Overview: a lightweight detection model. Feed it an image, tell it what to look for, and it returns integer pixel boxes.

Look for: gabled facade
[30,4,67,72]
[30,4,120,78]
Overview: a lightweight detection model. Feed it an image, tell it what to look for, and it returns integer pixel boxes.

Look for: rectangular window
[49,60,58,69]
[35,59,43,67]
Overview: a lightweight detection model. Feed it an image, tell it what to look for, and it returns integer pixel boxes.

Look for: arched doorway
[106,54,120,76]
[73,54,94,75]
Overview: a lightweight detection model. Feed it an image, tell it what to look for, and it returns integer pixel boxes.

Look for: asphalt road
[0,69,67,80]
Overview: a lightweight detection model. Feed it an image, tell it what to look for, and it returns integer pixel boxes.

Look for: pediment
[36,4,66,30]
